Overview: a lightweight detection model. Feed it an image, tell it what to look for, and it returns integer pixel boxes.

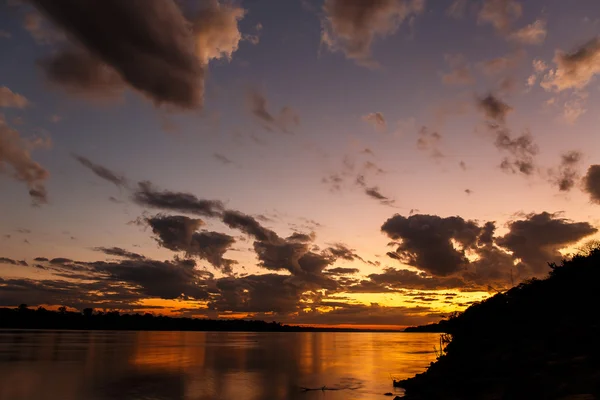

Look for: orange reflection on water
[0,330,440,400]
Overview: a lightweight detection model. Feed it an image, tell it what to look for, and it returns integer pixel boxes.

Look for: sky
[1,0,600,329]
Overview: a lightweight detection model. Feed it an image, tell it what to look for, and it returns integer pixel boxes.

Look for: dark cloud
[73,154,126,187]
[381,214,487,276]
[496,212,597,274]
[465,189,473,195]
[29,255,210,301]
[320,0,424,67]
[32,0,202,107]
[146,215,236,273]
[459,161,467,170]
[38,50,124,99]
[222,210,340,284]
[31,0,247,109]
[0,116,49,205]
[222,210,277,243]
[49,258,73,265]
[210,273,307,313]
[0,277,146,309]
[583,165,600,204]
[494,128,538,176]
[286,232,315,242]
[477,94,513,122]
[94,247,145,260]
[247,89,299,132]
[132,181,224,217]
[324,267,360,275]
[355,174,396,206]
[0,257,28,266]
[325,243,364,262]
[365,187,394,205]
[549,151,583,192]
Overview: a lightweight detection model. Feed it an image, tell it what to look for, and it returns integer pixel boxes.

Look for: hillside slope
[400,248,600,400]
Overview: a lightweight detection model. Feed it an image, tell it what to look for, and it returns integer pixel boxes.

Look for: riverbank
[398,248,600,399]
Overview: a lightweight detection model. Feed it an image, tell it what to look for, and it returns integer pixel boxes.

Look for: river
[0,330,439,400]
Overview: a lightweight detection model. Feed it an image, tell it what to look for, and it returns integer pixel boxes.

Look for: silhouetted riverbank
[398,248,600,399]
[0,307,401,332]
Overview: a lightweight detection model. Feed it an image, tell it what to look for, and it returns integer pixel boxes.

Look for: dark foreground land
[400,248,600,400]
[0,307,398,333]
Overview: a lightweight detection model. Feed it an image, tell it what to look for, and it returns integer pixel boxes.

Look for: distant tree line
[0,305,396,332]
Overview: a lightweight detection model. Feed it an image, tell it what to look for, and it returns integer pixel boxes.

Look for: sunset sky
[2,0,600,328]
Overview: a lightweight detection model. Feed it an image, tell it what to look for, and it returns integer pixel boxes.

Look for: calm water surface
[0,330,439,400]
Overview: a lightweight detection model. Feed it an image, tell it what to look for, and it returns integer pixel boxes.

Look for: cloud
[287,232,316,243]
[478,51,522,76]
[324,267,360,275]
[381,214,486,276]
[496,212,597,274]
[213,153,234,165]
[87,258,210,300]
[146,214,236,273]
[23,11,64,44]
[247,90,300,132]
[362,112,387,131]
[320,0,424,67]
[583,165,600,204]
[210,273,307,313]
[0,116,49,205]
[0,30,11,39]
[442,54,474,86]
[73,154,126,187]
[132,181,224,217]
[94,247,145,260]
[494,127,538,176]
[0,87,29,108]
[447,0,468,19]
[31,0,248,109]
[548,151,583,192]
[476,94,513,122]
[222,210,277,243]
[477,0,523,34]
[222,210,344,284]
[417,126,443,159]
[508,19,547,45]
[355,174,396,206]
[0,257,28,266]
[541,37,600,92]
[192,1,246,65]
[38,50,125,100]
[465,189,473,195]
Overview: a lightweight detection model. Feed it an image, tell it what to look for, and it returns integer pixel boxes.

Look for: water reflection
[0,330,439,400]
